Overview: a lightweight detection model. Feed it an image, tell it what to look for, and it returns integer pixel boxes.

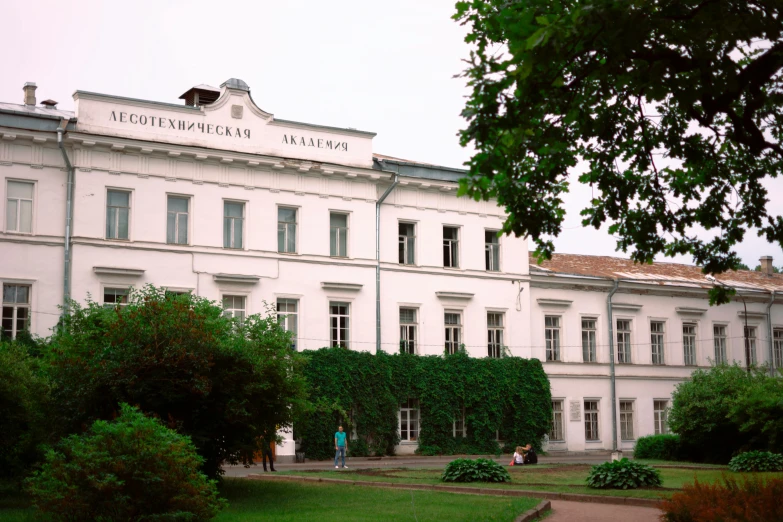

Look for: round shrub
[634,434,683,461]
[441,458,511,483]
[586,458,662,490]
[728,451,783,473]
[26,403,226,521]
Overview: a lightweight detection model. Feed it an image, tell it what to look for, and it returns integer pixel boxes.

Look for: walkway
[547,500,662,522]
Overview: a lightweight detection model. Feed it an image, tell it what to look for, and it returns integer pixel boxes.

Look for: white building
[1,79,782,459]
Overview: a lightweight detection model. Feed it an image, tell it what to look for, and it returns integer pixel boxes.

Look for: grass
[280,464,783,500]
[0,478,540,522]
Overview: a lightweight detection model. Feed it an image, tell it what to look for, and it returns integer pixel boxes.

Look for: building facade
[2,79,782,459]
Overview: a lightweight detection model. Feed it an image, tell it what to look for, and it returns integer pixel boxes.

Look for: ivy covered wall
[295,348,552,460]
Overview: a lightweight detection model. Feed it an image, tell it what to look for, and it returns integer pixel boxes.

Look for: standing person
[261,431,276,472]
[334,425,348,469]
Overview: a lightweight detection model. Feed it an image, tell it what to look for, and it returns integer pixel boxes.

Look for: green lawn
[280,464,783,500]
[0,479,540,522]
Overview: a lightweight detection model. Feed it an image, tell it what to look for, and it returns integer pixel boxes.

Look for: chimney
[760,256,774,275]
[23,82,37,106]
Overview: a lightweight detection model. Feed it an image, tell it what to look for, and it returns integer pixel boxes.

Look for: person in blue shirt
[334,425,348,469]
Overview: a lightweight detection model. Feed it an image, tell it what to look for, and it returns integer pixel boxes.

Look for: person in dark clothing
[523,444,538,464]
[261,432,276,472]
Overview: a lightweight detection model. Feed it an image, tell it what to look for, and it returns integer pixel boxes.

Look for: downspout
[768,291,776,376]
[606,279,619,454]
[375,173,399,354]
[57,120,74,324]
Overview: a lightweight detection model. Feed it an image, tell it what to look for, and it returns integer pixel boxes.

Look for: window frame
[487,311,505,358]
[277,298,299,350]
[453,406,467,438]
[221,294,247,324]
[683,323,697,366]
[616,318,633,364]
[329,211,349,258]
[581,317,597,362]
[166,194,191,245]
[223,200,245,249]
[545,315,561,361]
[399,398,420,442]
[444,310,463,355]
[5,179,35,234]
[549,399,565,442]
[399,307,418,355]
[442,225,460,268]
[1,282,31,340]
[619,400,635,441]
[654,399,669,435]
[650,320,665,365]
[485,229,500,272]
[584,400,600,442]
[743,325,758,366]
[329,301,350,349]
[277,206,298,254]
[398,221,416,265]
[105,188,131,241]
[773,328,783,370]
[713,324,728,364]
[102,286,131,308]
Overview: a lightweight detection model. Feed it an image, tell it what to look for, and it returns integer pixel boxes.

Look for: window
[398,222,416,265]
[620,400,635,440]
[222,295,246,323]
[487,312,504,358]
[330,302,349,348]
[550,400,564,441]
[545,316,561,361]
[651,321,665,365]
[582,318,597,362]
[713,325,727,364]
[399,399,420,442]
[453,407,466,438]
[277,299,298,350]
[106,189,130,240]
[683,324,697,366]
[399,308,417,354]
[330,213,348,257]
[278,207,297,253]
[774,329,783,369]
[444,312,462,354]
[617,319,632,363]
[223,201,244,249]
[485,230,500,271]
[1,284,30,340]
[654,400,669,435]
[744,326,757,366]
[103,287,129,308]
[443,226,459,268]
[584,400,599,441]
[167,196,189,244]
[6,181,33,233]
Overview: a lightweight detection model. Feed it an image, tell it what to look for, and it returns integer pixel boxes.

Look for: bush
[441,458,511,483]
[661,476,783,522]
[26,404,225,521]
[0,341,50,484]
[728,451,783,472]
[586,458,662,489]
[48,286,309,478]
[634,434,683,461]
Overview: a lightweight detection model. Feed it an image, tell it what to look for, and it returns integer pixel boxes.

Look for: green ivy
[295,348,552,460]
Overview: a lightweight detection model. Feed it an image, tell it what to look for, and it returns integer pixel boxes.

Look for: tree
[48,286,308,478]
[454,0,783,304]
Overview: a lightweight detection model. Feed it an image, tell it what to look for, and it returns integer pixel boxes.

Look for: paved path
[223,453,613,477]
[546,500,661,522]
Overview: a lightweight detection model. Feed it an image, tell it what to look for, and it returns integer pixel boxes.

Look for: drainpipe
[375,173,399,354]
[768,291,776,375]
[57,120,74,324]
[606,279,619,455]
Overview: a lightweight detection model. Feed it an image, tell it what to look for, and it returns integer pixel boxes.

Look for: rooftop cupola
[178,84,220,107]
[220,78,250,91]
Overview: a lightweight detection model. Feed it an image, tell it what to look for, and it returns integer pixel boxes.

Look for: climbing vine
[295,348,552,460]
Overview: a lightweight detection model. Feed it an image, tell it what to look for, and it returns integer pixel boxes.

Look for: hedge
[295,348,552,460]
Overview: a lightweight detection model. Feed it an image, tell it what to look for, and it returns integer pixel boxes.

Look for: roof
[0,101,75,120]
[530,252,783,293]
[373,153,467,183]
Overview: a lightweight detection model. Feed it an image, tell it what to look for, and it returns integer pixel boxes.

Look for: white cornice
[435,291,474,300]
[676,307,707,316]
[536,298,573,307]
[93,266,145,277]
[320,282,363,291]
[213,274,261,284]
[74,91,202,116]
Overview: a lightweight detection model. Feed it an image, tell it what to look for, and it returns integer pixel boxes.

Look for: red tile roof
[529,252,783,292]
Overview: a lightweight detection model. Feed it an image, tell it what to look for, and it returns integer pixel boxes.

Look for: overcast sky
[2,0,781,269]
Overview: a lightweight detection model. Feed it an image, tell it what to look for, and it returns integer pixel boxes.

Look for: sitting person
[523,444,538,465]
[510,446,525,466]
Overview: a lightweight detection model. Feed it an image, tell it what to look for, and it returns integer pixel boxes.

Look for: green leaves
[728,451,783,473]
[586,458,662,489]
[455,0,783,279]
[441,458,511,483]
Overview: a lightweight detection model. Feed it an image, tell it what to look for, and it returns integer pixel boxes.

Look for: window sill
[105,237,131,242]
[4,231,34,236]
[166,242,190,246]
[399,441,419,445]
[278,251,300,256]
[585,440,602,443]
